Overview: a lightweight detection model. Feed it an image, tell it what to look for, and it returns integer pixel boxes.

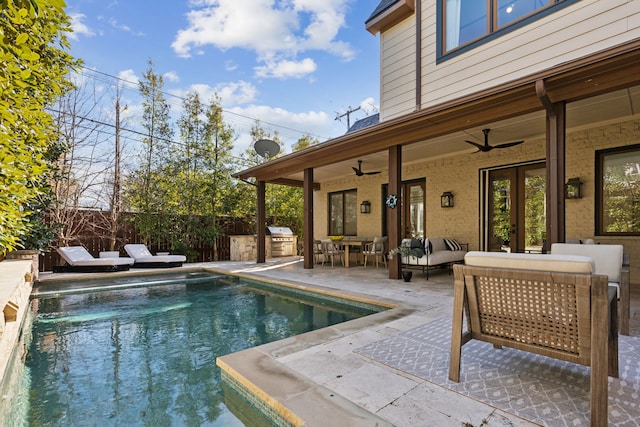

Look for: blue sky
[65,0,381,155]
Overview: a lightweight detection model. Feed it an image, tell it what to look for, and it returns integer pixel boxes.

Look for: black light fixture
[565,178,582,199]
[360,200,371,214]
[441,192,454,208]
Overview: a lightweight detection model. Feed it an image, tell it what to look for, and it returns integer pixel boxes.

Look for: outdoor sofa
[54,246,134,272]
[124,244,186,268]
[450,251,619,426]
[399,237,467,278]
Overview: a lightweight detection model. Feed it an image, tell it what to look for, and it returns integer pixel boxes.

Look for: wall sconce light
[360,200,371,214]
[565,178,582,199]
[440,192,454,208]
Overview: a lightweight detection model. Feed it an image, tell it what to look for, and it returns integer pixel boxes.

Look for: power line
[76,65,333,142]
[46,107,256,167]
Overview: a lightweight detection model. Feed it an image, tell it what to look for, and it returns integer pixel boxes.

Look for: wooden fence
[39,211,255,272]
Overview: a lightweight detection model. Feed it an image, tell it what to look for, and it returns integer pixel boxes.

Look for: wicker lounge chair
[450,252,619,427]
[124,244,186,268]
[55,246,134,272]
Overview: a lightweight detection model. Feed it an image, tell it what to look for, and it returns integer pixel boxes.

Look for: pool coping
[205,266,410,427]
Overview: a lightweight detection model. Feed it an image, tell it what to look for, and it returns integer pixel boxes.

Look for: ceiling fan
[352,160,381,176]
[464,128,524,152]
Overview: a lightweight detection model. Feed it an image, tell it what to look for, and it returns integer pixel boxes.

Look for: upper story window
[596,145,640,235]
[442,0,572,54]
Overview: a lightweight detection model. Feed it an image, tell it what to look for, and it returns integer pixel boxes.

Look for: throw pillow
[424,237,431,255]
[410,237,425,257]
[444,238,462,251]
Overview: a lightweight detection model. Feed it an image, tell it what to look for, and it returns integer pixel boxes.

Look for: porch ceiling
[233,39,640,186]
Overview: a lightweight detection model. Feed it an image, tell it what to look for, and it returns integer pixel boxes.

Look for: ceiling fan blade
[352,166,361,175]
[365,171,381,175]
[494,140,524,149]
[464,140,490,151]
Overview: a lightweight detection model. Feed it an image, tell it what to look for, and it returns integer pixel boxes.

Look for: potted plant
[388,245,424,282]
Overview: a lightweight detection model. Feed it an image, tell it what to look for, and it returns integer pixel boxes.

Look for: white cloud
[117,69,139,87]
[108,18,144,36]
[164,71,180,83]
[68,13,95,40]
[172,0,354,78]
[226,104,335,153]
[254,57,317,79]
[170,80,258,108]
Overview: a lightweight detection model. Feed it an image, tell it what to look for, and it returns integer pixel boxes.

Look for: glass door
[404,181,425,238]
[486,163,546,253]
[382,179,425,238]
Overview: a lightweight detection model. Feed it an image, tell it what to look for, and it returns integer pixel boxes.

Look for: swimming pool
[7,273,386,426]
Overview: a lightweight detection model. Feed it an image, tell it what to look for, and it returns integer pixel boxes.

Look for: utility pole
[109,95,125,251]
[335,105,361,129]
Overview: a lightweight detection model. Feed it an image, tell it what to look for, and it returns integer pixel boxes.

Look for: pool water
[16,275,380,426]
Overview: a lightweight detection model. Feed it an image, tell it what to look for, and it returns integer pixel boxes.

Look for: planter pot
[402,270,413,282]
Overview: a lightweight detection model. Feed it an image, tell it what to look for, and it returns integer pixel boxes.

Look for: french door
[383,179,425,238]
[485,163,546,253]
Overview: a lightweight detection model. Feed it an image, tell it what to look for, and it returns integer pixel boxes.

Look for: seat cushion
[464,251,594,274]
[550,243,623,282]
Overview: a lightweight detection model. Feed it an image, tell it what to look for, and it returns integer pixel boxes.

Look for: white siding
[422,0,640,108]
[380,15,416,121]
[379,0,640,120]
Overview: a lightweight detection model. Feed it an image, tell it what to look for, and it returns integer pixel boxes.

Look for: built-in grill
[267,226,295,257]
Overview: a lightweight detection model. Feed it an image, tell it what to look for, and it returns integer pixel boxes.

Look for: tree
[232,123,307,237]
[124,59,174,246]
[48,75,114,247]
[0,0,79,254]
[167,92,236,259]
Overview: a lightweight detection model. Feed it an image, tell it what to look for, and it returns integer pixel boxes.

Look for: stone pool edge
[206,266,410,427]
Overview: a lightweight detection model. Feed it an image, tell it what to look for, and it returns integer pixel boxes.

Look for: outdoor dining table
[339,238,372,268]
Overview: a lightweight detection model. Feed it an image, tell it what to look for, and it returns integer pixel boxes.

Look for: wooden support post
[545,102,566,249]
[256,180,266,263]
[388,145,402,280]
[303,168,315,269]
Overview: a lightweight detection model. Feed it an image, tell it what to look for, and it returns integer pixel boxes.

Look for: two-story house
[233,0,640,281]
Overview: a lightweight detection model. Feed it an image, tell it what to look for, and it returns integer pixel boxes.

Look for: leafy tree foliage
[166,92,236,258]
[0,0,78,253]
[124,59,175,247]
[232,123,312,237]
[603,158,640,233]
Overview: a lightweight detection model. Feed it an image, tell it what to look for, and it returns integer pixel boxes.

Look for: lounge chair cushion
[57,247,134,267]
[124,244,187,263]
[550,243,623,283]
[464,251,594,274]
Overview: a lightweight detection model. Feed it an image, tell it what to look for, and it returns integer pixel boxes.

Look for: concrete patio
[37,257,640,426]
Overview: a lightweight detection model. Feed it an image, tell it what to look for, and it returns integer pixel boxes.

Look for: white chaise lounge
[124,244,186,268]
[55,246,134,272]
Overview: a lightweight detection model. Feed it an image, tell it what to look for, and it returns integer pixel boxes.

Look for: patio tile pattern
[356,317,640,427]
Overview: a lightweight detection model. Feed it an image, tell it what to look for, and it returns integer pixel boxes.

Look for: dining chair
[363,236,388,268]
[321,239,344,267]
[313,240,325,265]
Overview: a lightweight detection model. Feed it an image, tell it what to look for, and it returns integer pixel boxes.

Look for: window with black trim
[596,145,640,235]
[328,190,357,236]
[441,0,570,54]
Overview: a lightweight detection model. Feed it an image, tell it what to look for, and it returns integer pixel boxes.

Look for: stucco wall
[313,119,640,282]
